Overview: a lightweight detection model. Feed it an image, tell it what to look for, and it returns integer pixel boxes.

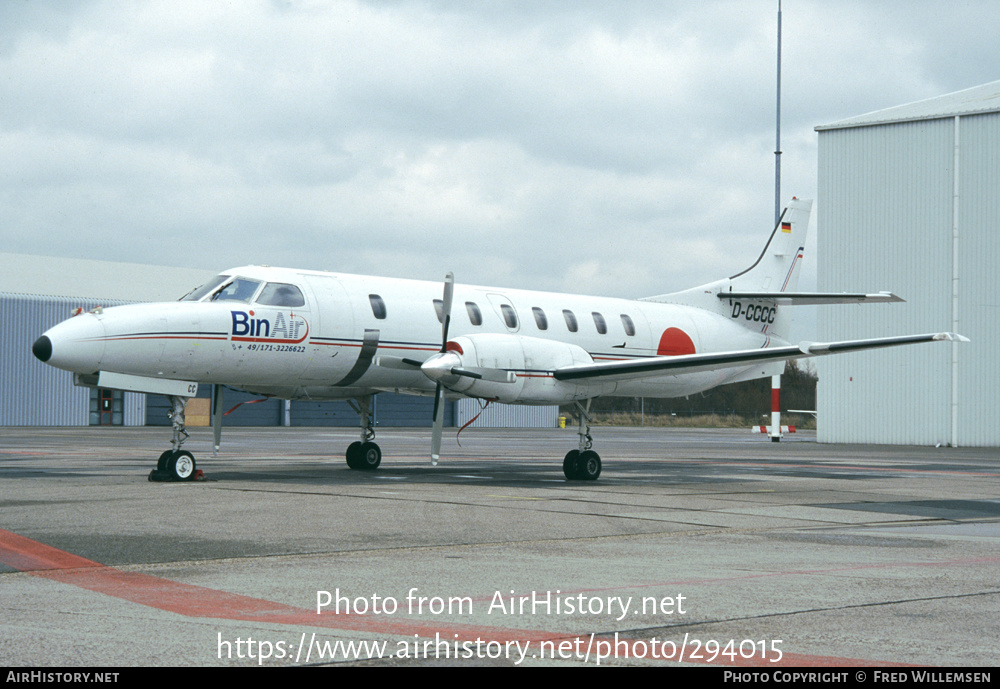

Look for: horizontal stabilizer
[717,291,903,305]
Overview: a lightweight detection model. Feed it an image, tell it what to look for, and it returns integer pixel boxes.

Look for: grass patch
[566,412,816,429]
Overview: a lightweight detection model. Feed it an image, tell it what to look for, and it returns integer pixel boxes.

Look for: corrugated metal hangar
[1,254,556,430]
[815,80,1000,447]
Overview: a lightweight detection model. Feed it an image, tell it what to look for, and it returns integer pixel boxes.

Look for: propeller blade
[375,355,424,370]
[441,272,454,350]
[431,272,454,465]
[211,384,224,456]
[431,382,444,465]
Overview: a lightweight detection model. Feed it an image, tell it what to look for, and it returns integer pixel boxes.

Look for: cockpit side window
[257,282,306,307]
[180,275,231,302]
[211,277,262,303]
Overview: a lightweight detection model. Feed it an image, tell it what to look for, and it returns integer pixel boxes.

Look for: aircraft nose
[34,314,106,373]
[32,335,53,363]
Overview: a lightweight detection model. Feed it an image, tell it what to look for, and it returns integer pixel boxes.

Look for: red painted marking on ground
[0,529,556,643]
[1,528,975,666]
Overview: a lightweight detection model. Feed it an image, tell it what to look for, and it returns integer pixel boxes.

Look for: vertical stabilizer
[728,197,811,294]
[642,198,812,343]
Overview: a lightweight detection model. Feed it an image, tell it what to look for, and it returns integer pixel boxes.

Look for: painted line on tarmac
[0,528,919,666]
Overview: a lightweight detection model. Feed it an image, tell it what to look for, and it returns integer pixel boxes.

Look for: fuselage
[35,265,782,404]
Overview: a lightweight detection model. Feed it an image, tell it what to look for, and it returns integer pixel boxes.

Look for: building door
[90,388,123,426]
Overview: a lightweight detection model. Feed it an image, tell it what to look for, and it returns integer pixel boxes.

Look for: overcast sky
[3,0,998,325]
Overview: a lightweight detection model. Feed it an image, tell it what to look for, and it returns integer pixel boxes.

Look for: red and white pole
[770,374,782,442]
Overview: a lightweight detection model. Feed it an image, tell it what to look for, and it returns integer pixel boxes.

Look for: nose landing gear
[149,395,202,482]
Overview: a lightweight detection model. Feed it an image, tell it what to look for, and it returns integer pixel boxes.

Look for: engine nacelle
[437,334,614,404]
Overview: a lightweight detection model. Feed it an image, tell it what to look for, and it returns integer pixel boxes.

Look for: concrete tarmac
[1,426,998,667]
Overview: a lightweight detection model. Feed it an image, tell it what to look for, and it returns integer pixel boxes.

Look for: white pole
[771,1,783,442]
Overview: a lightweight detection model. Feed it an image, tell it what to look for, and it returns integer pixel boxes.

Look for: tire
[577,450,601,481]
[166,450,196,481]
[157,450,173,472]
[346,441,362,469]
[358,442,381,470]
[563,450,581,480]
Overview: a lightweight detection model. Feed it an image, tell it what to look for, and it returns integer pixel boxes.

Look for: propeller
[373,272,513,464]
[429,272,454,465]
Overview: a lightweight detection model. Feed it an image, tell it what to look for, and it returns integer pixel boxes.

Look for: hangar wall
[1,294,146,426]
[815,84,1000,446]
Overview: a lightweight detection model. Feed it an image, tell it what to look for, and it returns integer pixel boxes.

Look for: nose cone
[34,314,106,373]
[32,335,53,362]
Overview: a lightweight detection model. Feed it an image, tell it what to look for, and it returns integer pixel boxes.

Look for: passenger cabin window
[369,294,387,319]
[563,309,578,333]
[500,304,518,329]
[257,282,305,307]
[211,277,262,303]
[466,302,483,326]
[592,312,607,334]
[433,299,444,324]
[621,314,636,337]
[532,307,548,330]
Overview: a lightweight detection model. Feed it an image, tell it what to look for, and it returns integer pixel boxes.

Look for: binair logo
[230,310,309,344]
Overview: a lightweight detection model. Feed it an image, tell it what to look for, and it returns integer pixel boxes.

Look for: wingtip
[934,332,971,343]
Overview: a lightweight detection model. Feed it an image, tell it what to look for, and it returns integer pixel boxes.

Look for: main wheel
[166,450,196,481]
[577,450,601,481]
[346,441,362,469]
[563,450,581,480]
[358,442,381,470]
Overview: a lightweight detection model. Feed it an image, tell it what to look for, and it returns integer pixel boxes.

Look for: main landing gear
[149,395,201,482]
[563,400,601,481]
[345,396,381,470]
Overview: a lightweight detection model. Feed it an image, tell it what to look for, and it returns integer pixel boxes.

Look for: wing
[553,332,967,383]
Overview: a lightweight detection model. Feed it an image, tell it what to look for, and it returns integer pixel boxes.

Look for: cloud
[2,0,998,341]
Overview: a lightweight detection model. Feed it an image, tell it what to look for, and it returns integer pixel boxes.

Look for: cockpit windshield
[210,278,263,303]
[179,275,231,302]
[178,275,263,303]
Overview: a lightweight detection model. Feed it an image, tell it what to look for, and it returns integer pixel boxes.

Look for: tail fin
[728,197,811,293]
[642,198,813,343]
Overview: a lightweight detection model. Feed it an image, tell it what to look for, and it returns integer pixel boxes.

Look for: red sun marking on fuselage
[657,327,696,356]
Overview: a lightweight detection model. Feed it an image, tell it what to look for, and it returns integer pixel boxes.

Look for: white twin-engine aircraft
[32,198,966,482]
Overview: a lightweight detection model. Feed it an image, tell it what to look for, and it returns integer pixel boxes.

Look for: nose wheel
[149,396,201,482]
[153,449,197,481]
